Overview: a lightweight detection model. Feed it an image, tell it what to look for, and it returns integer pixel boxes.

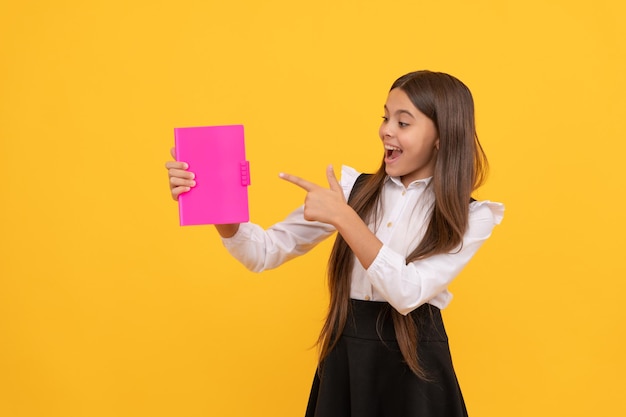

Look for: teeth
[385,145,401,151]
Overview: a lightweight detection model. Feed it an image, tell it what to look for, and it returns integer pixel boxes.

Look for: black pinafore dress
[304,300,468,417]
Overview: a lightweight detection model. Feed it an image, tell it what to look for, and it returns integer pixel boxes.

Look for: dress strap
[348,173,371,203]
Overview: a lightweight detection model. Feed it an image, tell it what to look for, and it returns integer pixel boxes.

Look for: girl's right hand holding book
[165,147,240,238]
[165,147,196,201]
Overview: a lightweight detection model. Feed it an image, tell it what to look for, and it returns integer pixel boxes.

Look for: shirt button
[364,295,371,301]
[387,222,393,228]
[402,190,406,196]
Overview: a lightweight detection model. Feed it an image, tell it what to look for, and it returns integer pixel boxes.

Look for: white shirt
[222,166,504,315]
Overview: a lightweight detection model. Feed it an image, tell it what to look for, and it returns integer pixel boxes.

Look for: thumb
[170,147,176,159]
[326,164,342,193]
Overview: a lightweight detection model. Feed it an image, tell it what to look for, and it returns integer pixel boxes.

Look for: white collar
[386,175,433,189]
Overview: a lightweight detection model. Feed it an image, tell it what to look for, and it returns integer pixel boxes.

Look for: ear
[435,138,440,150]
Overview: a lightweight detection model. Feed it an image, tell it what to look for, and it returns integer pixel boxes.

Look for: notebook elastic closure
[240,161,251,186]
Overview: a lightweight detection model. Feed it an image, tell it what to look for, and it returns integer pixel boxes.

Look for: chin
[384,164,401,178]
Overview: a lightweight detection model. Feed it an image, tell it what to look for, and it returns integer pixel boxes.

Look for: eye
[381,116,389,122]
[398,122,409,127]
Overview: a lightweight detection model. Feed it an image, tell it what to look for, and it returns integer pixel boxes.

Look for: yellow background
[1,0,624,416]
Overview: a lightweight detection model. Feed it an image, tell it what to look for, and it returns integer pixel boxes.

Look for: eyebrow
[384,105,416,119]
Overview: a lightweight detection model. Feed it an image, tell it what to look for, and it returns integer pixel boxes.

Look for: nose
[379,120,393,139]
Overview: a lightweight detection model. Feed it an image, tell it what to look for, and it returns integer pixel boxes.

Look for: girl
[166,70,504,417]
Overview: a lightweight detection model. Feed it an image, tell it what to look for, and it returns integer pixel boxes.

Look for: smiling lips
[385,144,403,162]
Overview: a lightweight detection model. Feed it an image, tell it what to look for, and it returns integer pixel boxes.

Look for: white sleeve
[221,165,362,272]
[366,201,505,315]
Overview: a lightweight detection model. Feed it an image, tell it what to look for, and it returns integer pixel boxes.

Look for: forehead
[384,88,426,119]
[385,88,417,110]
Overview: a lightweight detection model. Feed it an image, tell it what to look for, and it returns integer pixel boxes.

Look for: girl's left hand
[279,165,347,226]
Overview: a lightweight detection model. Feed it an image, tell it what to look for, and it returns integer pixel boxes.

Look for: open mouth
[385,145,403,161]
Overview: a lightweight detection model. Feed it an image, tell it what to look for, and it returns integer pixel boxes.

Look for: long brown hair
[318,70,489,378]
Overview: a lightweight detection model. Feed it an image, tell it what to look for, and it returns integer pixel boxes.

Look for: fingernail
[278,173,285,178]
[190,173,195,179]
[183,163,189,169]
[190,180,196,187]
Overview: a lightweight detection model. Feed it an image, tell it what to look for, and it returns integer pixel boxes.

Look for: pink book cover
[174,125,250,226]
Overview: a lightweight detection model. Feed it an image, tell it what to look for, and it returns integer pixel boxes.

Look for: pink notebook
[174,125,250,226]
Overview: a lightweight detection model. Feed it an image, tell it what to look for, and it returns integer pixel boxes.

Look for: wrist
[333,204,358,232]
[215,223,240,238]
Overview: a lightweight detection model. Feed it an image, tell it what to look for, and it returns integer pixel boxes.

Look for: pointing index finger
[279,172,315,192]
